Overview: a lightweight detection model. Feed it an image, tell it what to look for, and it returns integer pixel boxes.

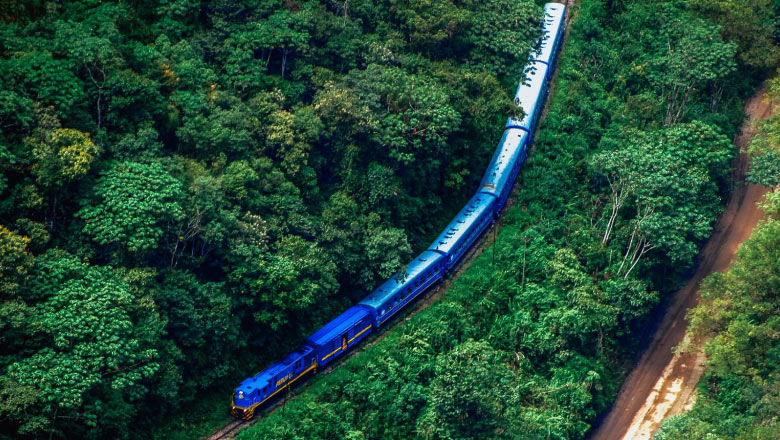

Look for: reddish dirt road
[588,85,775,440]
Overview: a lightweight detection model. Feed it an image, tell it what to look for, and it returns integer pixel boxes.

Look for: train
[231,2,566,420]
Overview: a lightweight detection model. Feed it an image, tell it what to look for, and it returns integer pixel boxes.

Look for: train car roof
[510,60,549,130]
[236,345,313,394]
[428,193,496,255]
[544,2,566,17]
[305,305,371,348]
[280,345,312,364]
[533,3,566,65]
[237,362,286,394]
[359,251,444,309]
[478,128,529,196]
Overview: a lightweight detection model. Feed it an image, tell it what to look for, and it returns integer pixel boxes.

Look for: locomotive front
[231,385,259,420]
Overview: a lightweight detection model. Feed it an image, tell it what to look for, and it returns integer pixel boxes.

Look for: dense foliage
[234,0,778,439]
[654,73,780,440]
[1,0,776,438]
[0,0,544,438]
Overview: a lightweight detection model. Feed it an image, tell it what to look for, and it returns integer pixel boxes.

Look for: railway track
[205,420,247,440]
[201,3,578,439]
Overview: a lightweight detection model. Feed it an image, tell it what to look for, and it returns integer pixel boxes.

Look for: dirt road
[588,85,775,440]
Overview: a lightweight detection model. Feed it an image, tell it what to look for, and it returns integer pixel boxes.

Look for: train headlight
[238,391,244,400]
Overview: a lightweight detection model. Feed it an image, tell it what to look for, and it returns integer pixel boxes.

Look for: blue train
[231,2,566,420]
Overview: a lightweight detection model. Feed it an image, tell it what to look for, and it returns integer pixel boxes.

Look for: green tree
[2,251,162,438]
[468,0,541,80]
[228,224,338,331]
[157,272,239,393]
[1,52,85,120]
[175,91,258,160]
[591,122,732,274]
[53,3,125,129]
[549,248,619,350]
[77,161,184,256]
[746,72,780,189]
[746,152,780,189]
[688,0,780,70]
[649,15,737,125]
[30,127,99,189]
[418,340,521,440]
[251,8,312,79]
[0,225,33,296]
[385,0,469,56]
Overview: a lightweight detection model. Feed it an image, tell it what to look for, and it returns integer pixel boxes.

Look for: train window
[295,359,301,369]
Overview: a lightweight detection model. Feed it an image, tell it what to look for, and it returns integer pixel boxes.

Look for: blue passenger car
[533,3,566,74]
[508,60,549,136]
[428,193,497,270]
[359,251,445,328]
[478,127,530,212]
[305,305,374,367]
[232,345,316,419]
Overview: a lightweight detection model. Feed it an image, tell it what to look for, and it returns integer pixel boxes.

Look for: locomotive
[232,2,566,420]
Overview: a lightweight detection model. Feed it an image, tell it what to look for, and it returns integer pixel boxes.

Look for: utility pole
[522,234,528,290]
[492,221,497,265]
[283,385,290,414]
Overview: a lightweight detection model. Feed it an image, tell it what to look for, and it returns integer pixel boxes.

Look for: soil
[587,83,775,440]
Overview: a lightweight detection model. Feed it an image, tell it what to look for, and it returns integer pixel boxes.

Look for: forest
[0,0,540,438]
[654,74,780,440]
[0,0,778,439]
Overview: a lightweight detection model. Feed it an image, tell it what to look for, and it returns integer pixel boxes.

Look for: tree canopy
[235,2,775,440]
[0,0,543,437]
[0,0,774,438]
